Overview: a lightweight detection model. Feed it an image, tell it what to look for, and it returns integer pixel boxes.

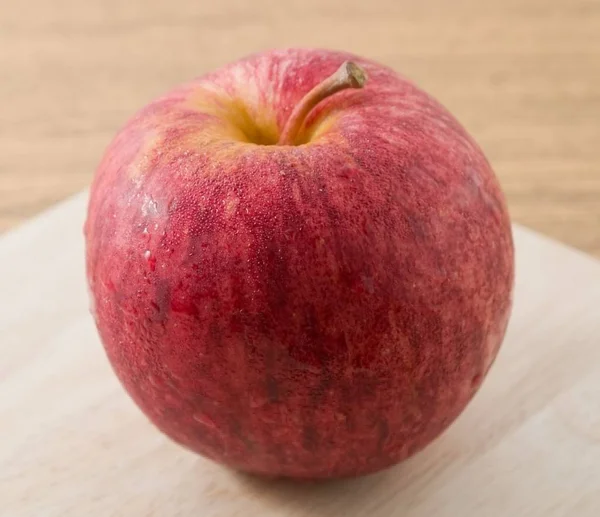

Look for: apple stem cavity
[277,61,367,146]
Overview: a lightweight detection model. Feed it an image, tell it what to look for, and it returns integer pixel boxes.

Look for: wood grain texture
[2,193,600,515]
[1,0,599,253]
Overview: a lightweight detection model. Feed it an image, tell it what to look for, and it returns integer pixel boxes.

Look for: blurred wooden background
[1,0,599,255]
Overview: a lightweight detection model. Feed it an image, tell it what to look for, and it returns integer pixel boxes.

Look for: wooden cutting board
[1,192,599,516]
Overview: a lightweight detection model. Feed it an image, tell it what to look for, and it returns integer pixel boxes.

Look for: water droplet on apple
[148,374,162,387]
[361,274,375,294]
[164,393,178,405]
[249,396,268,409]
[193,412,217,429]
[141,194,159,217]
[88,296,97,321]
[144,250,151,260]
[471,373,482,387]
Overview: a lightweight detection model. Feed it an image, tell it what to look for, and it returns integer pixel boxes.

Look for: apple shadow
[220,430,472,517]
[229,467,399,517]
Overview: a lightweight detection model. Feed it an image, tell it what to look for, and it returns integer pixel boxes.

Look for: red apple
[85,48,514,479]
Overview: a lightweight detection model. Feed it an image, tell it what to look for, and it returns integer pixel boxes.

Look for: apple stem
[277,61,367,146]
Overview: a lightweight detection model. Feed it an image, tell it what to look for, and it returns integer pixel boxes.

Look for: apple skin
[85,48,514,479]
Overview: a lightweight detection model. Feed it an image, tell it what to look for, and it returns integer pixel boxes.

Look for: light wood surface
[1,0,599,254]
[2,193,600,515]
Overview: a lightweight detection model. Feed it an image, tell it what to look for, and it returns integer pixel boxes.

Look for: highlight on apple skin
[85,48,514,479]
